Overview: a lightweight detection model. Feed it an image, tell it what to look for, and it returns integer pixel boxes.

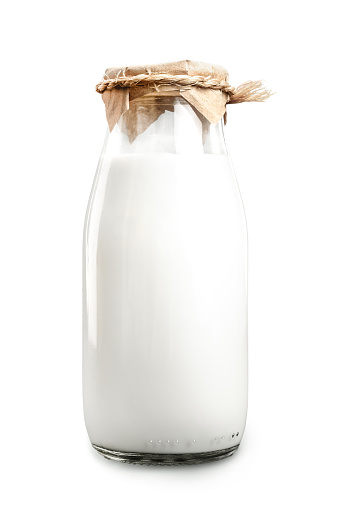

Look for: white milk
[83,153,247,454]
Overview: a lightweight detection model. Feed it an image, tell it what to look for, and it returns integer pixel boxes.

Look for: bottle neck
[106,96,227,156]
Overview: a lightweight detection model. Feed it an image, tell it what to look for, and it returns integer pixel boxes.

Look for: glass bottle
[83,95,248,465]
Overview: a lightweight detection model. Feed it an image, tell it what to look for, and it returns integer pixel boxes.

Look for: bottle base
[92,443,239,465]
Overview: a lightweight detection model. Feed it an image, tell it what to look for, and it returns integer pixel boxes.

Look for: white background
[1,1,337,507]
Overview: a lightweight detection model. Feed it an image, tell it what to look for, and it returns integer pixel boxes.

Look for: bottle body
[83,98,248,464]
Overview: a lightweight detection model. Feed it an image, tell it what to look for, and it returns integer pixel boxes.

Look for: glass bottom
[92,443,239,465]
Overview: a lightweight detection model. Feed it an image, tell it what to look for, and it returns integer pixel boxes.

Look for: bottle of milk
[83,60,269,465]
